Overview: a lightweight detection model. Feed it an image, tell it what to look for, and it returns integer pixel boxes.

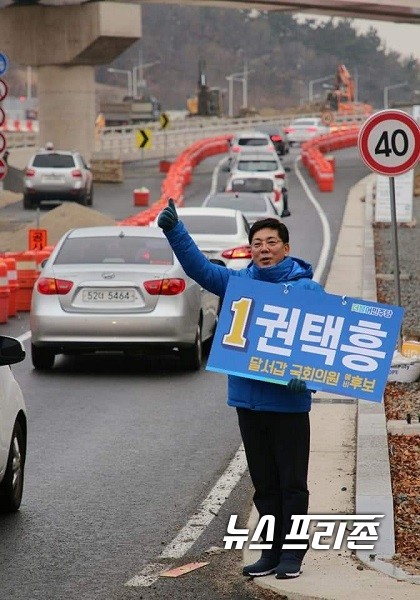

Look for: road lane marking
[17,331,31,343]
[125,443,247,586]
[294,155,331,284]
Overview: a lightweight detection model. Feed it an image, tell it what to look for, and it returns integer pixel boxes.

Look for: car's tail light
[144,278,186,295]
[37,277,73,295]
[222,246,252,259]
[271,135,283,142]
[71,169,83,178]
[275,173,285,179]
[25,168,36,177]
[231,145,240,153]
[274,189,281,202]
[306,126,318,132]
[284,127,294,134]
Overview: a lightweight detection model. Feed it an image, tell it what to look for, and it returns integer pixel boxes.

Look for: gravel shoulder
[374,190,420,576]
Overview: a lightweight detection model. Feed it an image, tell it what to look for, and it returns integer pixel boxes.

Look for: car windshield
[54,236,173,265]
[181,215,238,235]
[231,178,274,193]
[238,138,268,146]
[32,153,75,168]
[206,196,267,212]
[237,160,279,172]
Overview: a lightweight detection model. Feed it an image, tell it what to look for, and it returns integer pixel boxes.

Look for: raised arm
[157,199,231,297]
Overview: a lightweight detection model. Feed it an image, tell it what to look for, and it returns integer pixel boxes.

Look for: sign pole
[388,175,402,351]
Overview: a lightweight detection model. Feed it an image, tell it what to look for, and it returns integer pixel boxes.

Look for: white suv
[0,336,27,513]
[23,149,94,209]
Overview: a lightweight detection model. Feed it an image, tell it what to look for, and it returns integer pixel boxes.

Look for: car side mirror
[0,336,26,366]
[209,259,226,267]
[40,258,49,269]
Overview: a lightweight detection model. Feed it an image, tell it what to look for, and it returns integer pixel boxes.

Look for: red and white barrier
[0,119,39,133]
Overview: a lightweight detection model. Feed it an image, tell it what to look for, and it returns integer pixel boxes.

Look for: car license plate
[82,288,136,302]
[42,175,65,183]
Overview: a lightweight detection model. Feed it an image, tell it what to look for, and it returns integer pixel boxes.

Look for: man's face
[250,227,289,268]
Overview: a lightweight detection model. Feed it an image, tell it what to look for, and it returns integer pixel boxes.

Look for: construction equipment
[187,60,223,117]
[100,92,161,126]
[324,64,372,115]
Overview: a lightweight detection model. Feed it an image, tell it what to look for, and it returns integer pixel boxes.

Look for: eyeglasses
[251,238,283,250]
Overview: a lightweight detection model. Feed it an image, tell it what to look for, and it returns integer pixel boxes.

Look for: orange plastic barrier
[3,257,18,317]
[0,261,10,323]
[13,251,39,312]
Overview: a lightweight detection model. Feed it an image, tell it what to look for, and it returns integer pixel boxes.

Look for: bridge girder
[4,0,420,25]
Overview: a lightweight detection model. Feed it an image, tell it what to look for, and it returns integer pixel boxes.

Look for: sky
[295,14,420,59]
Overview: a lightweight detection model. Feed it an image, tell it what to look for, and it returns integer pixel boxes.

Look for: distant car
[0,336,27,513]
[30,226,219,371]
[224,175,290,218]
[202,192,281,226]
[228,130,276,164]
[284,117,330,145]
[23,149,94,209]
[229,151,288,184]
[153,207,251,270]
[257,125,290,156]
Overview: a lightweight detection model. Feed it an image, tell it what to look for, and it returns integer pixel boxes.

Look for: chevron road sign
[135,129,152,149]
[160,112,170,130]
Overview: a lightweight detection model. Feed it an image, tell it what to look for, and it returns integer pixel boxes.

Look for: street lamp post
[132,60,160,96]
[383,82,409,109]
[107,68,133,97]
[308,74,335,102]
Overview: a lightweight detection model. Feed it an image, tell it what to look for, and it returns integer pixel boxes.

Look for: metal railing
[5,112,370,162]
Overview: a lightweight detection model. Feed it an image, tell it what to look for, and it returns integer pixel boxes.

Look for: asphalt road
[0,145,370,600]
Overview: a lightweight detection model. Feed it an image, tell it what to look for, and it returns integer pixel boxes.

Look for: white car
[0,336,27,513]
[228,130,276,164]
[284,117,330,145]
[154,207,251,270]
[202,192,282,226]
[225,174,289,216]
[229,151,288,185]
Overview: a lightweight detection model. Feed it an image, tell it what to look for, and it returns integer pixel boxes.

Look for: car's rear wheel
[87,186,93,206]
[0,421,26,513]
[181,320,202,371]
[31,344,55,370]
[23,194,33,209]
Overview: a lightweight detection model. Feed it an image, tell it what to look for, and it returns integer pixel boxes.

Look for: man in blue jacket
[158,199,325,580]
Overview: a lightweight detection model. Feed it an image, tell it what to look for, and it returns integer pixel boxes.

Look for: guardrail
[96,113,370,161]
[4,112,371,162]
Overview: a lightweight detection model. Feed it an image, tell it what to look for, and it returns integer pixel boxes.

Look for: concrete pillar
[38,66,96,160]
[0,2,141,161]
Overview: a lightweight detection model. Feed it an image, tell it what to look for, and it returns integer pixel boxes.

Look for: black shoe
[242,549,280,577]
[275,553,303,579]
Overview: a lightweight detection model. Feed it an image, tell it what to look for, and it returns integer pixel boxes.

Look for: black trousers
[237,408,310,559]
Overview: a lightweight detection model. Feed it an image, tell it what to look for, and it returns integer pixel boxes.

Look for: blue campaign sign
[0,53,9,76]
[206,278,404,402]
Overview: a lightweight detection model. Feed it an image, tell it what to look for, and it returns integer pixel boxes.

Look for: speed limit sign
[358,109,420,176]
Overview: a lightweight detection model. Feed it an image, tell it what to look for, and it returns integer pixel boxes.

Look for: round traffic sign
[358,109,420,176]
[0,157,8,181]
[0,78,8,102]
[0,132,6,153]
[0,53,8,76]
[321,110,334,126]
[0,107,5,127]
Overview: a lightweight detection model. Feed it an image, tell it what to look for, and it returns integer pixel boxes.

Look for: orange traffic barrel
[0,260,10,323]
[15,251,38,312]
[3,257,19,317]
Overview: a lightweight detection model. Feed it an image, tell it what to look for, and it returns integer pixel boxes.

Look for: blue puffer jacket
[165,221,325,413]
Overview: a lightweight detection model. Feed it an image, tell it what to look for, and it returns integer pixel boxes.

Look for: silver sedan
[30,226,219,371]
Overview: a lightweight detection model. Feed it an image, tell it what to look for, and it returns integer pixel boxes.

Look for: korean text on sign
[207,278,404,402]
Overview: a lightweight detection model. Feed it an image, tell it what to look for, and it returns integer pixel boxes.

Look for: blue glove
[287,378,307,393]
[157,198,178,232]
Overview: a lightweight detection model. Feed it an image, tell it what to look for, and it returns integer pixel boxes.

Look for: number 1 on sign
[222,297,253,348]
[375,130,408,158]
